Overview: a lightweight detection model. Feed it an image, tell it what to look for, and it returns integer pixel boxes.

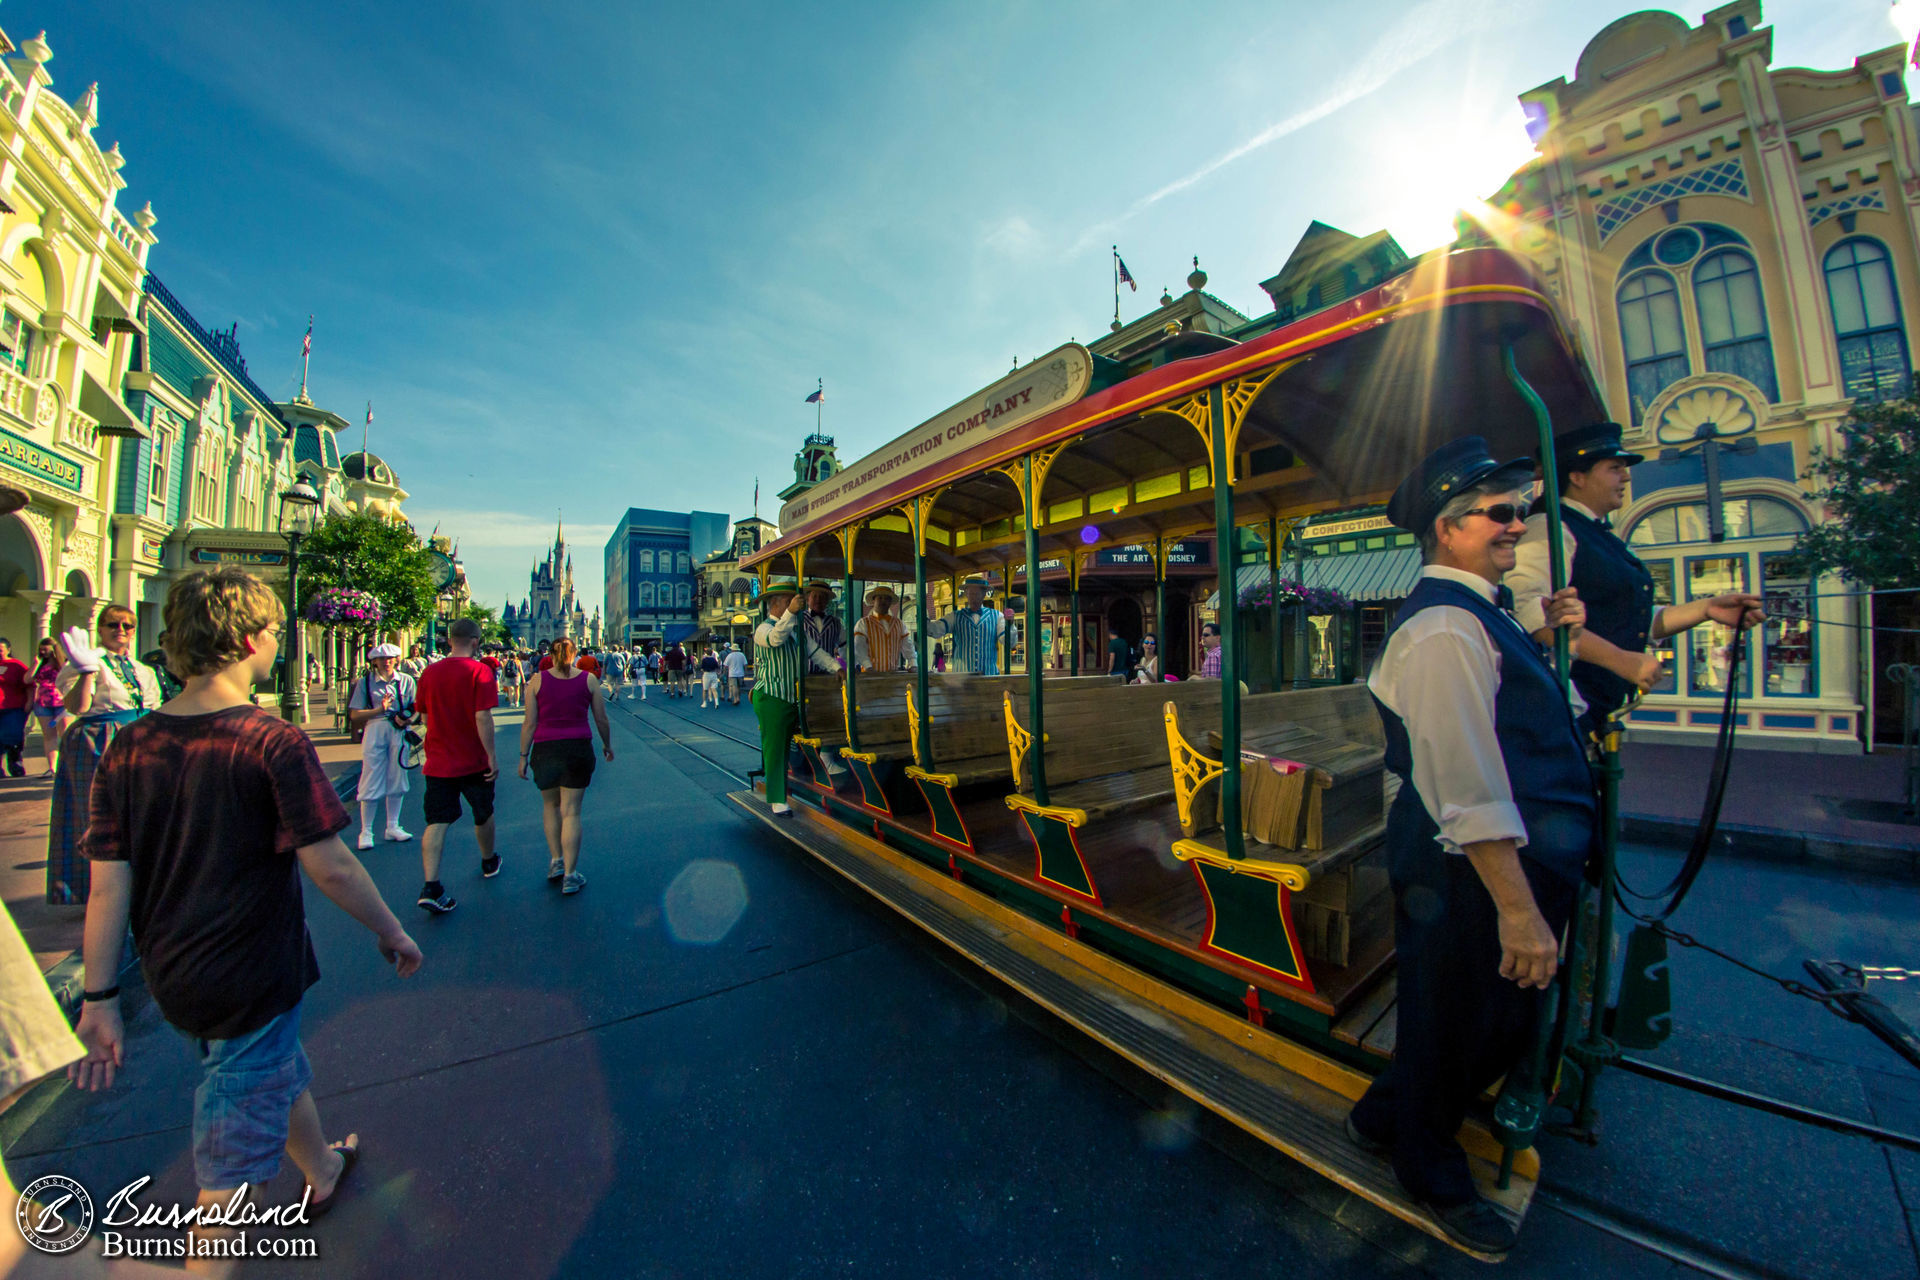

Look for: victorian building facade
[603,508,729,648]
[0,27,154,654]
[1479,2,1916,749]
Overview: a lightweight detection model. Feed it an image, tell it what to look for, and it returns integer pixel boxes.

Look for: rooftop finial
[1187,256,1207,292]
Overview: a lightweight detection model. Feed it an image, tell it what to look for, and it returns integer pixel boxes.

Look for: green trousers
[752,689,799,805]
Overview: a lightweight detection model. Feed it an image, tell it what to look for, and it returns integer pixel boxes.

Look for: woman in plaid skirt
[48,606,162,905]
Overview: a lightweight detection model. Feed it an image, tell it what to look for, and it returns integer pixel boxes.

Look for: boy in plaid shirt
[70,568,424,1260]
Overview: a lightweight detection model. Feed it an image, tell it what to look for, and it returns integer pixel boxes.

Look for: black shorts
[423,772,496,826]
[529,738,596,791]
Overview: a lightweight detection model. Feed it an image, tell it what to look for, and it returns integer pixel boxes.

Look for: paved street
[3,695,1916,1279]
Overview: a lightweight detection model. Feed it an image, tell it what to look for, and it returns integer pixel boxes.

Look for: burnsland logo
[15,1175,93,1254]
[15,1175,320,1261]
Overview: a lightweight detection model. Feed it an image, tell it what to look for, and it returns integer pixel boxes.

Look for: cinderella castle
[504,518,601,649]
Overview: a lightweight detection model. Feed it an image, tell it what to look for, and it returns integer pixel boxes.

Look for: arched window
[1825,238,1911,402]
[1617,269,1689,422]
[1625,494,1809,546]
[675,583,691,608]
[1693,250,1778,401]
[638,549,654,573]
[640,582,655,608]
[676,551,691,574]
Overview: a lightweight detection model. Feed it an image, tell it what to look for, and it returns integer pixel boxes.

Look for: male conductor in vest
[1508,421,1763,730]
[1345,437,1594,1256]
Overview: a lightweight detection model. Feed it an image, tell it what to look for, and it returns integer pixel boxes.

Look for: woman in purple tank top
[517,639,613,895]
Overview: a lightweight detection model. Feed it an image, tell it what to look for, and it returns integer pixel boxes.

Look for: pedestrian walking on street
[699,647,721,707]
[0,640,30,778]
[347,642,417,850]
[497,649,523,709]
[724,642,748,704]
[664,642,687,697]
[28,638,67,777]
[68,568,423,1252]
[399,643,428,679]
[518,638,613,895]
[413,618,501,915]
[48,606,162,905]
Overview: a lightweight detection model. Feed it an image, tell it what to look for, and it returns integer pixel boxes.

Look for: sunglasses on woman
[99,621,137,632]
[1460,503,1523,525]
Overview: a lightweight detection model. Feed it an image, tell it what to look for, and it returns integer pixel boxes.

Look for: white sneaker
[384,826,413,842]
[356,829,375,851]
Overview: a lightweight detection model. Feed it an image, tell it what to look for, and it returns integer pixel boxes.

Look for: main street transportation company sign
[778,344,1093,535]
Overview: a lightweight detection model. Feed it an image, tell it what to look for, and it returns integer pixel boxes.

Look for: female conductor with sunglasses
[47,605,164,904]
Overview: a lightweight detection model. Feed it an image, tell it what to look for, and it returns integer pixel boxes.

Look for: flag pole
[816,378,823,435]
[362,401,370,460]
[1112,246,1119,328]
[299,315,313,400]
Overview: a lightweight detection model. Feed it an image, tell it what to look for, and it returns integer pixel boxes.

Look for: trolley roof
[746,248,1605,583]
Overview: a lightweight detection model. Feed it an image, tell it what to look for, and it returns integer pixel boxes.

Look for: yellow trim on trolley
[1163,701,1224,833]
[904,766,958,787]
[842,750,882,764]
[743,280,1559,569]
[1171,839,1312,891]
[1005,793,1089,828]
[793,735,824,748]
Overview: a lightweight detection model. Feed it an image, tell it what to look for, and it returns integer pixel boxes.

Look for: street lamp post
[277,481,322,723]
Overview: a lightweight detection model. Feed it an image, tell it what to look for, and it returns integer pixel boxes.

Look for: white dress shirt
[1367,566,1579,857]
[1510,497,1663,639]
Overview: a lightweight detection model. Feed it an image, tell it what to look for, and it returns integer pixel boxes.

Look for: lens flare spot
[663,859,750,944]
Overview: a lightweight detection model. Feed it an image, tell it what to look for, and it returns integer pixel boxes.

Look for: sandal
[306,1137,360,1218]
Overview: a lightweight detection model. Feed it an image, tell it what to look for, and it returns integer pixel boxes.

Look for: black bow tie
[1495,584,1515,613]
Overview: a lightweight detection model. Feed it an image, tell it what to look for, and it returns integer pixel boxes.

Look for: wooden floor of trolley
[731,786,1537,1260]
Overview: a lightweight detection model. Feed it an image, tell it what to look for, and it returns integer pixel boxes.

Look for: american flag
[804,387,824,404]
[302,318,312,357]
[1116,253,1137,292]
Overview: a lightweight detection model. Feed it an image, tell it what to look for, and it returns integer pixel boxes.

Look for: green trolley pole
[1493,342,1586,1187]
[1267,515,1283,691]
[842,561,860,754]
[1209,386,1244,860]
[1154,535,1168,681]
[1069,555,1081,676]
[913,514,931,770]
[1023,456,1049,805]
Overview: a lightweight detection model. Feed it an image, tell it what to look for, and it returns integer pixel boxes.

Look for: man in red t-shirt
[0,638,30,777]
[414,618,500,914]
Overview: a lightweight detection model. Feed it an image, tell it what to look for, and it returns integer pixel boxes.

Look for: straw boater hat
[864,585,897,605]
[761,576,800,600]
[369,642,402,660]
[960,574,991,590]
[803,578,836,594]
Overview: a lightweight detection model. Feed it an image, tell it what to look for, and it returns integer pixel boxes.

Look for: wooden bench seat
[1163,694,1393,996]
[1205,686,1387,853]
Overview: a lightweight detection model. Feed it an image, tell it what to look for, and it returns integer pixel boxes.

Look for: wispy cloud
[403,508,614,552]
[1072,0,1494,254]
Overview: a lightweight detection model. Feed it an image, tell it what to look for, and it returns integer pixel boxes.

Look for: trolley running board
[730,790,1535,1260]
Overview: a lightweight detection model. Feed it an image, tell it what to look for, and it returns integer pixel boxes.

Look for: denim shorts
[186,1003,314,1191]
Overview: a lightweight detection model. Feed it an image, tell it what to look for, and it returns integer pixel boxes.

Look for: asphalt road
[5,692,1916,1279]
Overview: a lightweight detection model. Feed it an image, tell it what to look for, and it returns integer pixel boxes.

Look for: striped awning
[1208,546,1422,609]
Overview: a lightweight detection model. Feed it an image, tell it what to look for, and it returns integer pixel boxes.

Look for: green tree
[1789,394,1920,588]
[462,602,510,647]
[296,512,437,632]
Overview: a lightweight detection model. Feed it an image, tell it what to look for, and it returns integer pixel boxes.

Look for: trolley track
[612,694,1788,1280]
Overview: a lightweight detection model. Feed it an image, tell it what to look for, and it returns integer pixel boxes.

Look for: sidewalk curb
[1621,813,1920,883]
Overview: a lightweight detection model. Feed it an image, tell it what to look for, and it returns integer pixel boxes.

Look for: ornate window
[0,311,33,376]
[675,550,691,574]
[640,582,655,608]
[1824,238,1911,402]
[1617,270,1689,422]
[149,422,174,507]
[675,582,691,608]
[638,548,654,573]
[1692,250,1778,401]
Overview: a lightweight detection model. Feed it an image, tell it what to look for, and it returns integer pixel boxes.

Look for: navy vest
[1531,500,1657,719]
[1373,576,1598,886]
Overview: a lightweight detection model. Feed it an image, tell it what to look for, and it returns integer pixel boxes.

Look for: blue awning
[1210,547,1422,609]
[662,622,701,644]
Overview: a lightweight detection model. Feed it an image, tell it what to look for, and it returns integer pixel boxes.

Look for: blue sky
[36,0,1904,612]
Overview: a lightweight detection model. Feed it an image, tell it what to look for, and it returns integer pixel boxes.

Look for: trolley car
[733,247,1610,1258]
